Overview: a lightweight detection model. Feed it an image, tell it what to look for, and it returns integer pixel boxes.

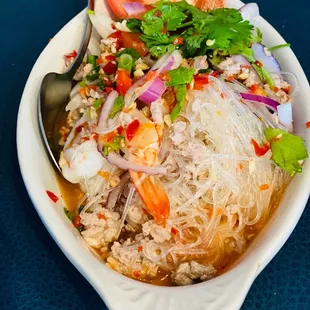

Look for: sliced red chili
[251,139,270,157]
[117,126,124,135]
[46,190,59,203]
[106,55,116,62]
[116,70,132,95]
[126,119,140,141]
[72,214,81,228]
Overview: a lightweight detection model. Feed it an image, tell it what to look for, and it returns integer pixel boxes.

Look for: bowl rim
[16,1,310,309]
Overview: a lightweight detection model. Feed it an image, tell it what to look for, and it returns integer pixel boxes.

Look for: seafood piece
[124,108,170,225]
[59,139,105,183]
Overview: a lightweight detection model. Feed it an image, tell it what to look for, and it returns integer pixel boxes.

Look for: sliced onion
[252,43,281,73]
[239,3,260,20]
[106,172,130,210]
[277,102,293,132]
[125,50,183,107]
[97,91,118,130]
[138,78,167,104]
[64,115,87,150]
[66,93,83,112]
[107,152,166,175]
[88,13,114,39]
[151,50,183,72]
[123,2,146,16]
[97,91,118,151]
[70,83,81,99]
[240,92,280,111]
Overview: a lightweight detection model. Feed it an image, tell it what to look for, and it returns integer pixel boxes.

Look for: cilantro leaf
[171,84,187,122]
[126,18,142,32]
[93,99,103,109]
[166,67,195,87]
[149,44,176,58]
[109,96,124,119]
[252,28,263,43]
[264,127,308,176]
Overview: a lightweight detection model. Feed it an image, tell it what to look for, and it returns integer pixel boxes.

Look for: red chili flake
[88,85,97,91]
[137,246,143,252]
[220,93,225,99]
[117,126,124,135]
[173,37,184,45]
[106,55,116,62]
[97,213,106,220]
[283,85,291,94]
[126,119,140,141]
[210,70,220,77]
[103,62,117,75]
[75,125,84,133]
[242,65,252,69]
[154,10,162,17]
[193,74,209,90]
[251,139,270,157]
[142,208,148,215]
[46,190,59,203]
[133,270,141,278]
[105,87,114,94]
[92,132,99,141]
[64,50,77,59]
[72,214,81,228]
[272,86,279,93]
[255,60,263,67]
[171,227,178,235]
[306,121,310,129]
[107,31,123,50]
[259,184,270,191]
[111,23,116,30]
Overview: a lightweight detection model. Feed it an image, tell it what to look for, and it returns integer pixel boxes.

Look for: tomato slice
[107,0,151,19]
[121,32,148,57]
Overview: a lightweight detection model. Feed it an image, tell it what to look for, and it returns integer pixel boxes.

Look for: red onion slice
[239,3,260,20]
[240,92,280,111]
[107,152,166,175]
[123,2,146,16]
[252,43,281,73]
[138,78,167,104]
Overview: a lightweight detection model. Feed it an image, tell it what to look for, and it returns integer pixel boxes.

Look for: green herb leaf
[97,79,105,90]
[126,18,142,32]
[264,127,308,176]
[166,67,195,87]
[268,43,291,52]
[86,72,100,82]
[64,208,75,221]
[79,80,87,87]
[149,44,176,58]
[109,96,125,119]
[171,84,187,122]
[252,28,263,43]
[116,48,140,61]
[78,205,85,214]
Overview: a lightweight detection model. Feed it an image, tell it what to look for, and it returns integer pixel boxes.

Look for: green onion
[116,48,140,61]
[87,55,98,67]
[252,64,275,88]
[64,208,75,221]
[93,99,103,109]
[97,79,105,90]
[87,9,95,15]
[109,96,125,119]
[79,80,87,87]
[78,205,85,213]
[268,43,291,52]
[86,72,99,82]
[118,54,134,72]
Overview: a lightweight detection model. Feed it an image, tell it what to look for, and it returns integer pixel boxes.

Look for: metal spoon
[38,0,94,172]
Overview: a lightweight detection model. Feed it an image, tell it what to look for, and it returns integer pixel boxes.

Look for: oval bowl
[17,0,310,309]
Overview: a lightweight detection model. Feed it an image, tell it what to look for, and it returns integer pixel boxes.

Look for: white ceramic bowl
[17,1,310,309]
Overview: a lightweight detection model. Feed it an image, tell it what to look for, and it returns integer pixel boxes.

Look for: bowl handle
[99,263,258,310]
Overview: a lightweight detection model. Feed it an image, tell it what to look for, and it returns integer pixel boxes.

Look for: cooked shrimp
[124,108,170,225]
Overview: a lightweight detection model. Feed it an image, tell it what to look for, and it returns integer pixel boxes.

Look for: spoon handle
[66,0,94,80]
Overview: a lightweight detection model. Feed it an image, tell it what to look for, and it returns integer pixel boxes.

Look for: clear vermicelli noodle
[56,0,307,286]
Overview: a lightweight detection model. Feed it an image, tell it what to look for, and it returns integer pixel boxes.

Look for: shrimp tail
[130,171,170,225]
